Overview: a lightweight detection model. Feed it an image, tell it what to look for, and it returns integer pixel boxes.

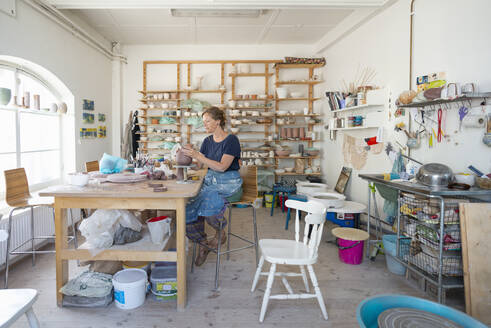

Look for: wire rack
[397,193,463,277]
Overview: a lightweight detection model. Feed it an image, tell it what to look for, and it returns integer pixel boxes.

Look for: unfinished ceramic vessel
[176,150,192,165]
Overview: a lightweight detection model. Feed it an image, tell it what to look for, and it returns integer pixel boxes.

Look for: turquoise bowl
[0,88,11,106]
[357,294,487,328]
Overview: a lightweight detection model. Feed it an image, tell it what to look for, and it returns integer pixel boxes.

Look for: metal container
[416,163,453,187]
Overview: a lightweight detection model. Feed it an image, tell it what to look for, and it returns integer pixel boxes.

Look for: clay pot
[286,128,292,139]
[176,148,192,165]
[293,127,299,139]
[299,128,305,139]
[281,127,287,139]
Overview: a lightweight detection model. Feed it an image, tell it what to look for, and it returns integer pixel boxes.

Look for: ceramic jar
[299,128,305,139]
[50,103,58,113]
[293,128,299,139]
[287,128,292,139]
[33,95,40,110]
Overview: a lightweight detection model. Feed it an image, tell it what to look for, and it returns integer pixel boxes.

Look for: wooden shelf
[275,156,319,159]
[275,139,320,142]
[275,81,323,85]
[275,172,322,176]
[275,114,321,117]
[330,126,379,131]
[276,123,323,127]
[276,97,321,101]
[330,104,382,113]
[243,164,275,168]
[229,73,273,77]
[241,147,273,151]
[137,123,180,126]
[139,99,179,103]
[239,139,268,143]
[274,63,325,69]
[137,132,180,135]
[230,98,273,102]
[138,115,179,118]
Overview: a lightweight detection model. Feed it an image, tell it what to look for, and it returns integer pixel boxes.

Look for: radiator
[0,207,81,267]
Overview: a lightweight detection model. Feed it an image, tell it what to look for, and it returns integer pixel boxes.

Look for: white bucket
[146,216,171,244]
[113,269,148,310]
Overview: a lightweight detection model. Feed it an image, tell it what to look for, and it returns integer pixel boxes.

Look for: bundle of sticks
[342,65,377,95]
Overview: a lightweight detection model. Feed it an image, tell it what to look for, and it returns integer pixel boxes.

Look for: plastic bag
[99,153,127,174]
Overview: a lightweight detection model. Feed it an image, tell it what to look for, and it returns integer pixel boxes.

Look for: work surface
[39,179,202,199]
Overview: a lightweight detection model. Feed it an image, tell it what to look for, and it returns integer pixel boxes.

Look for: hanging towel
[121,111,133,160]
[131,111,140,159]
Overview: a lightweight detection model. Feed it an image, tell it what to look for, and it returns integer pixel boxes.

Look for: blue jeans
[185,170,242,224]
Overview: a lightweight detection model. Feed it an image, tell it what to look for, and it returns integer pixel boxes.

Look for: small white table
[0,289,40,328]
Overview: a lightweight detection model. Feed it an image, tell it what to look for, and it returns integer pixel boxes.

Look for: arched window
[0,64,64,193]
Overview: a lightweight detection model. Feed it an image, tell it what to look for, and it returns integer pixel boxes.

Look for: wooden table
[39,178,202,310]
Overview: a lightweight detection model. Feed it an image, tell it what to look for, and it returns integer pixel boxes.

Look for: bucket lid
[332,227,369,241]
[148,216,168,223]
[113,268,147,284]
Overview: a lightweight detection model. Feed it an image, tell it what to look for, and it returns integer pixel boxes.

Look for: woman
[182,106,242,266]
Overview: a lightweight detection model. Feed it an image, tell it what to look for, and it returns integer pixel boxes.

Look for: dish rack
[396,192,466,303]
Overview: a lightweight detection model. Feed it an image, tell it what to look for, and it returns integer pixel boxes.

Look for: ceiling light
[171,9,265,18]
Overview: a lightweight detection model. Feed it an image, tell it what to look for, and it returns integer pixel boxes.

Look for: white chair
[251,199,328,322]
[0,288,40,328]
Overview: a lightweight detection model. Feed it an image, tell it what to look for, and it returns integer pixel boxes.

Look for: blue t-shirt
[200,134,241,171]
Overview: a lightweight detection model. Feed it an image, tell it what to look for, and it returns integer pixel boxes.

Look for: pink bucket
[337,238,364,265]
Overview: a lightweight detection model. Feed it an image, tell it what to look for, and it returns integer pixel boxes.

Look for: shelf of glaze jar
[138,115,180,118]
[275,172,321,176]
[275,80,323,85]
[274,63,325,69]
[275,114,321,117]
[274,139,321,142]
[274,156,319,159]
[275,97,321,101]
[229,98,273,101]
[330,126,379,131]
[140,89,226,94]
[275,123,323,126]
[139,99,180,103]
[330,104,382,114]
[229,131,266,133]
[137,132,180,135]
[229,73,274,77]
[137,123,181,126]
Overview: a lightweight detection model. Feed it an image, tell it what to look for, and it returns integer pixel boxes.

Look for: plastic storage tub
[150,266,177,301]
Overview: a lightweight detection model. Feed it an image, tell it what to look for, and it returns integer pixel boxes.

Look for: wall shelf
[330,126,379,131]
[276,97,321,101]
[330,104,382,113]
[275,80,323,85]
[229,73,273,77]
[274,63,325,69]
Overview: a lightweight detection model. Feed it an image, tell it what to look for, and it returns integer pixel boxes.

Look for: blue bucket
[382,234,409,275]
[357,294,488,328]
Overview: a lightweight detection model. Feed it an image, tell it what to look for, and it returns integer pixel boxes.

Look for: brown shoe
[195,245,210,267]
[208,230,227,249]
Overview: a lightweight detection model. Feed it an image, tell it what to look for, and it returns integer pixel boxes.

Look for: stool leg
[4,208,15,288]
[252,206,259,265]
[269,192,276,216]
[191,242,196,273]
[227,205,232,260]
[214,223,223,291]
[285,208,291,230]
[31,206,35,266]
[25,308,40,328]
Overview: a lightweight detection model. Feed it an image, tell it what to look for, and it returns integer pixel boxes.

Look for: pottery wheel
[378,308,463,328]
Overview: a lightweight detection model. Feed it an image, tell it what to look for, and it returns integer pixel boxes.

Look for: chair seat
[259,239,317,265]
[8,196,54,208]
[0,289,38,327]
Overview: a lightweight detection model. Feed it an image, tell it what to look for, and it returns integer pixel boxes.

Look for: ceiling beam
[256,9,280,44]
[46,0,389,10]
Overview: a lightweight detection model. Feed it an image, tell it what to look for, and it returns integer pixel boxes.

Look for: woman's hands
[181,147,203,161]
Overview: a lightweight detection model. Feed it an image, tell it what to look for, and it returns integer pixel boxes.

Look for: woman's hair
[202,106,226,128]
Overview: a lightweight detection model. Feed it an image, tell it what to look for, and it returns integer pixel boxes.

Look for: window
[0,65,62,193]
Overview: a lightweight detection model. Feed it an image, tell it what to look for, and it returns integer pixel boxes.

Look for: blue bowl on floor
[357,294,487,328]
[235,204,248,208]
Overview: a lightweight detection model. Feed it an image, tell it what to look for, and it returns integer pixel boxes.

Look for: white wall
[0,1,113,172]
[321,0,491,205]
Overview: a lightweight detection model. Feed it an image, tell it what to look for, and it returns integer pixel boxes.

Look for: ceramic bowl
[454,174,475,186]
[275,169,286,174]
[140,137,148,141]
[230,127,240,134]
[68,173,89,187]
[284,167,294,173]
[275,149,291,156]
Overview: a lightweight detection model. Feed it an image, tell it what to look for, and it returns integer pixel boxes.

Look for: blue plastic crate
[326,212,354,228]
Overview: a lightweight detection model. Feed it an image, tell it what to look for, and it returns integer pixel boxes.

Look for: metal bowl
[416,163,453,187]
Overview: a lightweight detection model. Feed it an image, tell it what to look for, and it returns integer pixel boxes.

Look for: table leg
[176,198,187,311]
[55,205,68,307]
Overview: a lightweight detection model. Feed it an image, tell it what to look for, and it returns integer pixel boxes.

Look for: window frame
[0,64,64,196]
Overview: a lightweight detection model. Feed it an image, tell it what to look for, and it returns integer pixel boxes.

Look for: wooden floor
[4,207,457,328]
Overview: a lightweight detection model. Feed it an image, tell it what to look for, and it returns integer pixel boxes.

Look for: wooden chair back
[85,161,100,172]
[4,168,31,207]
[239,165,258,203]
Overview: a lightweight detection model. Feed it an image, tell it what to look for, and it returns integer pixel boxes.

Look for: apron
[186,169,243,224]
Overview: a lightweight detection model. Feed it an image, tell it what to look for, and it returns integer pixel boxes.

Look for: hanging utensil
[458,106,469,131]
[437,108,443,142]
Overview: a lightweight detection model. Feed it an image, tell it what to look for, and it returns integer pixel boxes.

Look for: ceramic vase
[299,128,305,139]
[281,127,287,139]
[293,127,299,139]
[286,128,292,139]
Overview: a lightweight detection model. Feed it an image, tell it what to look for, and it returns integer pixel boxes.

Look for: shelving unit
[273,63,324,179]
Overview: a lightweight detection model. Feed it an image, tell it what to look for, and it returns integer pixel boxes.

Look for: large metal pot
[416,163,453,187]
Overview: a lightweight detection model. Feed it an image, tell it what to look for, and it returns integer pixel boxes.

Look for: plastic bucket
[113,268,148,310]
[147,216,171,244]
[383,234,409,275]
[337,238,365,265]
[264,193,274,208]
